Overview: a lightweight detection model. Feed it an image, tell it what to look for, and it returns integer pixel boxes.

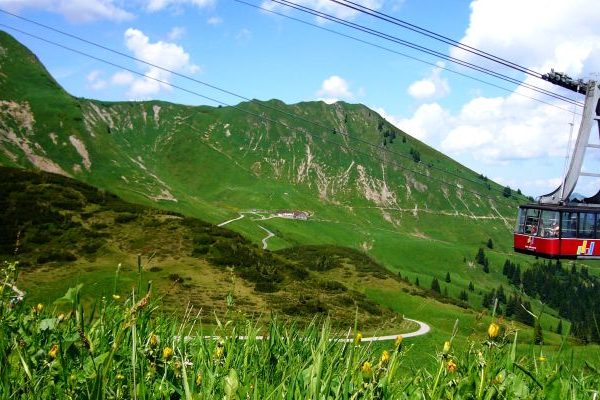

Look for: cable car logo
[577,240,595,256]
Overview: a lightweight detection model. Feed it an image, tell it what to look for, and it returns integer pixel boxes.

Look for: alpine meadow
[1,26,600,400]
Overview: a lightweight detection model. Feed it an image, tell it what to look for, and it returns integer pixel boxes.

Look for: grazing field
[2,261,598,399]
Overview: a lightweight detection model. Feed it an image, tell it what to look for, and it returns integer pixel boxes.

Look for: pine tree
[431,277,441,293]
[468,281,475,291]
[459,290,469,302]
[445,272,451,283]
[497,285,506,303]
[415,277,420,287]
[487,238,494,249]
[476,248,486,265]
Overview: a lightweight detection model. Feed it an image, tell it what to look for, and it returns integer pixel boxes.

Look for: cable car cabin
[514,204,600,259]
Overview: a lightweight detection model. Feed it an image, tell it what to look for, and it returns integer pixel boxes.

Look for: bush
[115,213,138,223]
[37,250,77,264]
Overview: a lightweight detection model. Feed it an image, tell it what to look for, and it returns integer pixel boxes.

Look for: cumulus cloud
[167,26,185,41]
[0,0,133,22]
[407,64,450,100]
[261,0,384,22]
[453,0,600,76]
[207,16,223,25]
[145,0,214,12]
[316,75,354,104]
[86,70,107,90]
[111,70,135,85]
[122,28,200,97]
[395,0,600,195]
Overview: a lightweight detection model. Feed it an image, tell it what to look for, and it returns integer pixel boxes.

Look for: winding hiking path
[218,213,245,227]
[220,318,431,342]
[338,318,431,343]
[258,225,275,249]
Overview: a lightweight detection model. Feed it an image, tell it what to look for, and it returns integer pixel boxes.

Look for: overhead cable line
[269,0,582,108]
[330,0,543,79]
[0,23,521,209]
[0,10,528,193]
[235,0,581,116]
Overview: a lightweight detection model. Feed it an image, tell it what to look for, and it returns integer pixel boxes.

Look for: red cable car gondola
[514,73,600,259]
[514,203,600,259]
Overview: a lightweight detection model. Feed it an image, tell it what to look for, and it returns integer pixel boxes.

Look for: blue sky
[1,0,599,198]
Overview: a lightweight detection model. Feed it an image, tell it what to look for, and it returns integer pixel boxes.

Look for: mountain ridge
[0,30,527,306]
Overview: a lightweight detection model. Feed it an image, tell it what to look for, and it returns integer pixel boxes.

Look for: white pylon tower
[538,71,600,205]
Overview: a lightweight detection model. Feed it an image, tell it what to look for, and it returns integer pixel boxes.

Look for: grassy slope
[0,166,421,333]
[1,31,598,365]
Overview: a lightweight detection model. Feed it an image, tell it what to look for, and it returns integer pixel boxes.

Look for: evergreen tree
[445,272,451,283]
[487,238,494,249]
[497,285,506,304]
[431,277,441,293]
[505,294,517,317]
[468,281,475,291]
[415,277,420,287]
[459,290,469,302]
[476,248,486,265]
[483,259,490,273]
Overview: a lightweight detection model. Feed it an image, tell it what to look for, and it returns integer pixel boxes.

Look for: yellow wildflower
[395,335,403,348]
[380,350,390,366]
[493,372,505,384]
[447,359,457,373]
[36,303,44,313]
[149,333,159,348]
[361,361,373,378]
[116,374,125,381]
[354,331,363,345]
[487,322,500,339]
[48,344,59,359]
[57,313,65,322]
[196,372,202,386]
[538,356,547,362]
[163,346,174,360]
[214,342,224,360]
[112,294,121,300]
[443,341,451,354]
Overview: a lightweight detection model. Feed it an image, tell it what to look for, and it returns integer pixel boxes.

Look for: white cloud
[235,28,252,42]
[167,26,185,41]
[86,69,107,90]
[407,64,450,100]
[146,0,214,12]
[111,70,135,85]
[122,28,200,97]
[316,75,354,103]
[0,0,134,22]
[453,0,600,77]
[207,16,223,25]
[395,0,600,196]
[261,0,384,22]
[396,103,449,142]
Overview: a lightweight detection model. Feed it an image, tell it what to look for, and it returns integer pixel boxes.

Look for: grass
[1,260,599,399]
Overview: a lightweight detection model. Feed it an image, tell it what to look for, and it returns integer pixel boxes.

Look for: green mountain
[5,30,600,360]
[0,30,523,272]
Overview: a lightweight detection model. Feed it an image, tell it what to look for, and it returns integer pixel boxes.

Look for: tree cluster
[502,259,600,343]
